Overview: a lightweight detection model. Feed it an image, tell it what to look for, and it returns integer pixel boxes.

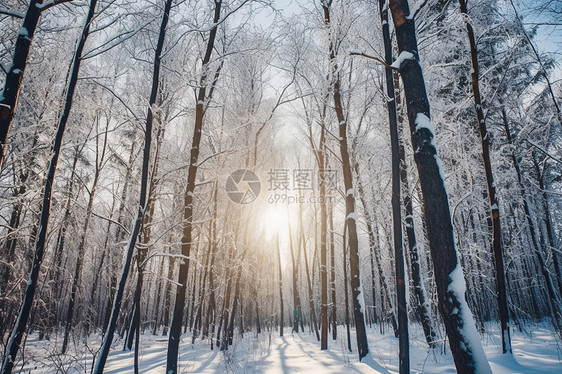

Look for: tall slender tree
[457,0,511,354]
[377,0,409,371]
[166,1,222,372]
[93,0,173,372]
[321,0,369,360]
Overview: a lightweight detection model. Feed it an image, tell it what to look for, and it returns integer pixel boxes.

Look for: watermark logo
[226,168,339,205]
[225,169,261,204]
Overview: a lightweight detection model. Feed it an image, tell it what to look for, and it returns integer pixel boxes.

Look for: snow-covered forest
[0,0,561,373]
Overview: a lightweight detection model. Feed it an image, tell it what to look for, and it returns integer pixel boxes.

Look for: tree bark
[321,0,369,361]
[0,0,43,169]
[276,235,284,337]
[299,207,320,341]
[166,1,221,370]
[378,1,409,370]
[388,1,491,372]
[394,71,438,348]
[329,203,337,340]
[93,0,171,371]
[458,0,511,353]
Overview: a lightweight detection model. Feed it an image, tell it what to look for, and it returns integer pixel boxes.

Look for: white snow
[407,1,425,19]
[346,212,358,221]
[449,263,493,373]
[14,323,562,373]
[414,112,434,134]
[346,188,354,196]
[390,51,414,69]
[1,62,13,74]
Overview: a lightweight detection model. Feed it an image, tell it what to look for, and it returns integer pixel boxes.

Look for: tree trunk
[355,176,398,336]
[329,203,337,340]
[378,1,409,370]
[299,213,320,341]
[394,71,437,348]
[321,1,369,361]
[458,0,511,353]
[166,2,221,371]
[342,222,352,352]
[276,235,284,337]
[0,0,42,169]
[388,1,491,372]
[93,0,171,371]
[288,216,302,333]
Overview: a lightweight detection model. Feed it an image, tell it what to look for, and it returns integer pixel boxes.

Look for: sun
[261,205,290,240]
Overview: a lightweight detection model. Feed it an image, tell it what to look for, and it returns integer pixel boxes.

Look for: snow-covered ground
[11,323,562,373]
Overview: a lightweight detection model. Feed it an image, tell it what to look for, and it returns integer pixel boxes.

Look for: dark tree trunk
[192,217,214,343]
[342,223,352,352]
[0,0,42,169]
[42,147,80,336]
[329,204,337,340]
[227,246,247,345]
[126,123,165,354]
[378,1,409,370]
[321,1,369,361]
[1,2,98,372]
[388,1,491,372]
[395,71,437,348]
[103,140,137,333]
[162,257,175,337]
[93,0,171,371]
[399,138,437,348]
[288,218,302,334]
[458,0,511,353]
[166,2,221,371]
[203,183,218,340]
[218,246,235,350]
[319,169,328,349]
[276,235,284,337]
[152,256,165,335]
[309,118,328,349]
[299,214,320,341]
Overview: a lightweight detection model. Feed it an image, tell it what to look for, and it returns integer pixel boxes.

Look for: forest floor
[12,322,562,373]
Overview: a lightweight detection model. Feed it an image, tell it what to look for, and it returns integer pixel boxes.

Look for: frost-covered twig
[349,51,398,70]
